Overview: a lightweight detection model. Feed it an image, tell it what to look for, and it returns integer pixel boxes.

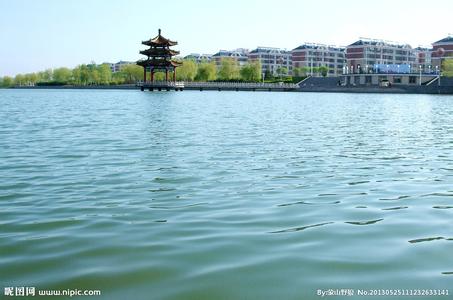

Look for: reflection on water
[381,206,409,211]
[408,237,448,244]
[269,222,335,234]
[345,218,384,226]
[1,90,453,299]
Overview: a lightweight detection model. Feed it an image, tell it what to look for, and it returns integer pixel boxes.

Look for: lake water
[1,89,453,299]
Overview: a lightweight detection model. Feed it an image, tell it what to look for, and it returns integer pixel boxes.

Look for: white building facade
[248,47,292,76]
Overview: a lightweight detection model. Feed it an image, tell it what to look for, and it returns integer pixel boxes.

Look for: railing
[184,81,298,89]
[342,70,441,75]
[137,81,185,88]
[137,81,299,89]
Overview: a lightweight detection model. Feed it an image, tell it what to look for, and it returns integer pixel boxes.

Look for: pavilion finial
[158,28,161,35]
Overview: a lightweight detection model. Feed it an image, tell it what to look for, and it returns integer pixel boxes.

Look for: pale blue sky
[1,0,452,76]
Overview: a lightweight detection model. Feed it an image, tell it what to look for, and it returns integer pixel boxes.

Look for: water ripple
[408,237,447,244]
[432,205,453,209]
[277,200,341,207]
[422,192,453,197]
[148,203,208,210]
[381,206,409,211]
[269,222,334,234]
[345,218,384,226]
[379,195,410,201]
[348,180,370,185]
[2,90,453,298]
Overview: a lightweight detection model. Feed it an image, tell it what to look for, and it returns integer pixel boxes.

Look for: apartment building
[292,43,345,76]
[345,38,418,74]
[183,53,213,63]
[248,47,292,76]
[414,47,433,73]
[431,35,453,71]
[212,49,249,67]
[103,61,135,73]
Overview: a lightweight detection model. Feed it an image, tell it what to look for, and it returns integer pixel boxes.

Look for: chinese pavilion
[137,29,182,82]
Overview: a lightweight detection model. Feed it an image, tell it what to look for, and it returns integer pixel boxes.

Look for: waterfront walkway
[137,81,299,91]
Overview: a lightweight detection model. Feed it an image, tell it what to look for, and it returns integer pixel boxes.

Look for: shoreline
[298,86,453,95]
[5,83,453,94]
[10,84,138,90]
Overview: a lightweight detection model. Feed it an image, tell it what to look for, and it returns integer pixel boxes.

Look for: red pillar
[143,67,147,83]
[173,68,176,82]
[151,69,154,82]
[165,69,169,81]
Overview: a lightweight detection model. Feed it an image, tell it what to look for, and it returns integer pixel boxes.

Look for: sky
[0,0,452,76]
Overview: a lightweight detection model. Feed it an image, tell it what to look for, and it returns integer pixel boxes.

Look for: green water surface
[1,90,452,299]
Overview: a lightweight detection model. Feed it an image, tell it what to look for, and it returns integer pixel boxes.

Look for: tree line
[0,63,136,87]
[2,59,452,88]
[0,58,305,88]
[293,66,329,77]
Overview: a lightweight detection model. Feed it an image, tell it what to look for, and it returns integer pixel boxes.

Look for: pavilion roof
[139,48,180,57]
[142,29,178,47]
[136,59,182,68]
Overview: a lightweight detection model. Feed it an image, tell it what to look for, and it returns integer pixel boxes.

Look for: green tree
[276,66,288,79]
[240,61,262,82]
[120,64,143,83]
[79,65,90,85]
[264,69,273,80]
[442,59,453,77]
[22,73,36,86]
[176,60,197,81]
[86,63,99,84]
[98,64,112,85]
[90,69,100,84]
[217,58,240,80]
[195,62,217,81]
[153,72,165,81]
[293,67,310,77]
[29,73,38,85]
[38,69,53,82]
[1,76,13,87]
[111,72,125,85]
[72,66,81,85]
[292,67,302,77]
[14,74,25,86]
[319,66,329,77]
[53,67,72,83]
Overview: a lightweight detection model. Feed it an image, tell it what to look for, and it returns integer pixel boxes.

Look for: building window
[409,76,417,84]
